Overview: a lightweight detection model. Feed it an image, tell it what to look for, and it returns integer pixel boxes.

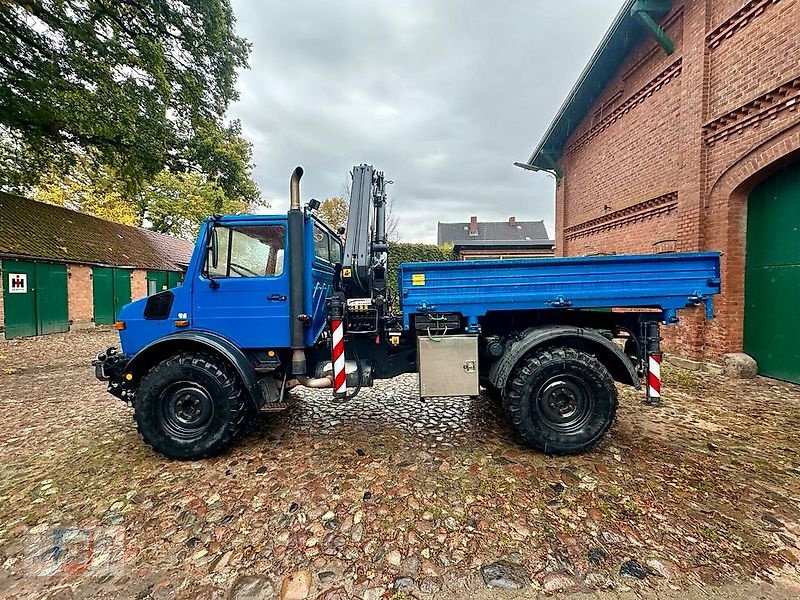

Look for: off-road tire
[134,352,247,460]
[504,346,617,455]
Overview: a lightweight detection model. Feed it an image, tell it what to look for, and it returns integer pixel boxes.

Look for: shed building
[0,194,193,339]
[524,0,800,382]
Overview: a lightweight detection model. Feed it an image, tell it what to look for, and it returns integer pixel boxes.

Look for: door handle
[268,294,287,301]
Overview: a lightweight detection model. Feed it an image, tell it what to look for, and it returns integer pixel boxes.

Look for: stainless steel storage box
[417,334,479,397]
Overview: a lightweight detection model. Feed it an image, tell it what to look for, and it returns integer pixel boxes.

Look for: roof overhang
[522,0,674,174]
[453,239,556,251]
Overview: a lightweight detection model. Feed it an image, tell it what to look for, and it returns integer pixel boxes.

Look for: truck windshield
[206,225,285,278]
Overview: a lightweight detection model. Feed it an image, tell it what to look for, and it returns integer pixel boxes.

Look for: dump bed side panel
[398,252,721,328]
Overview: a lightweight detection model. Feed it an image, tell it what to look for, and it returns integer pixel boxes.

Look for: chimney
[469,216,478,236]
[508,216,516,226]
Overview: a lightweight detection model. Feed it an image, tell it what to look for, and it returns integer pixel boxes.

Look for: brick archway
[702,124,800,358]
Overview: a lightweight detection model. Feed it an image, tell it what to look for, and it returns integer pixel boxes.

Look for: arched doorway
[744,162,800,383]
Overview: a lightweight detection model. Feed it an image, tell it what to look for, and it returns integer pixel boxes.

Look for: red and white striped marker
[331,319,346,398]
[647,352,662,402]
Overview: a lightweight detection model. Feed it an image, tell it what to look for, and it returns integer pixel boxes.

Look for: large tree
[0,0,258,204]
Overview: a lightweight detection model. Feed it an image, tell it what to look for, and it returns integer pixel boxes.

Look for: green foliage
[35,162,254,239]
[140,171,248,239]
[34,159,139,225]
[0,0,257,203]
[387,242,455,302]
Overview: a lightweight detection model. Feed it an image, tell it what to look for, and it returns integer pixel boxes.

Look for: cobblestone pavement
[1,329,799,599]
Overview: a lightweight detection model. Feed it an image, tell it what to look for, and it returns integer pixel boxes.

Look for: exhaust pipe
[288,166,307,374]
[290,166,303,210]
[296,375,333,389]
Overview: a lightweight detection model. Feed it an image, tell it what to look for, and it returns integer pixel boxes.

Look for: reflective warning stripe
[648,353,661,398]
[331,320,346,396]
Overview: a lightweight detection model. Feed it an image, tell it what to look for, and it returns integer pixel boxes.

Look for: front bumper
[92,347,133,402]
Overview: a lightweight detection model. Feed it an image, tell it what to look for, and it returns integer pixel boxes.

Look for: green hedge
[387,242,455,303]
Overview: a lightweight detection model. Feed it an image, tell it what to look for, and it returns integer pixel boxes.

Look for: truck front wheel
[504,347,617,455]
[134,352,247,460]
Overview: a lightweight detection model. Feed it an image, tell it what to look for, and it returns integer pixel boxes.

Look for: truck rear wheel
[134,352,247,460]
[504,347,617,455]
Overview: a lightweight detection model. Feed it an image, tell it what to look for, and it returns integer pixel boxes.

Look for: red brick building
[523,0,799,381]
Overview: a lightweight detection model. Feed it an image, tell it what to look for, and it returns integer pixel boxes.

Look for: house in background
[438,216,555,260]
[521,0,799,382]
[0,194,193,339]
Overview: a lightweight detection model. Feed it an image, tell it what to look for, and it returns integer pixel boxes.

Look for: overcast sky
[229,1,622,242]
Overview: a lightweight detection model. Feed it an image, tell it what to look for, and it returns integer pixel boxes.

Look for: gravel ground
[0,329,799,599]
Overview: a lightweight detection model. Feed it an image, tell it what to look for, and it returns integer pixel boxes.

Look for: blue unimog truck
[95,165,721,460]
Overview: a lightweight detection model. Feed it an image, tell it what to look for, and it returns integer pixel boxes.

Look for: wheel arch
[125,331,264,409]
[488,325,641,392]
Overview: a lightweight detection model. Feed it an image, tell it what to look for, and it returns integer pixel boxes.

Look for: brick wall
[132,269,148,301]
[67,264,94,331]
[555,0,800,361]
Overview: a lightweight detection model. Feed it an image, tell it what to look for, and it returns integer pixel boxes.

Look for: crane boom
[341,164,388,302]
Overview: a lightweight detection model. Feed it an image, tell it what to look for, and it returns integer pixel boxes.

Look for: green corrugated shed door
[34,263,68,335]
[146,271,168,296]
[744,163,800,383]
[93,267,131,324]
[167,271,183,289]
[2,259,67,338]
[112,269,131,319]
[93,267,115,325]
[3,260,37,338]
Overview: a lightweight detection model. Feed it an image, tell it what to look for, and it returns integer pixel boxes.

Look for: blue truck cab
[95,165,721,461]
[118,213,340,356]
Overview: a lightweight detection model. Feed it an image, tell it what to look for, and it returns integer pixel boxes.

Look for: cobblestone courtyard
[1,329,799,599]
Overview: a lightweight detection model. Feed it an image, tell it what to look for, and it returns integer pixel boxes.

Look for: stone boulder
[721,353,758,379]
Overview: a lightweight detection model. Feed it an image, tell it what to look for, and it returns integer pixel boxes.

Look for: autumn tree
[35,160,256,239]
[35,159,139,225]
[140,171,248,239]
[0,0,258,205]
[317,196,349,232]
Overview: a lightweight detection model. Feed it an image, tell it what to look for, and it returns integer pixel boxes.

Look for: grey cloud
[230,0,621,242]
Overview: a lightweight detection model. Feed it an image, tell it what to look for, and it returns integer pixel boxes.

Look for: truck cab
[117,213,341,357]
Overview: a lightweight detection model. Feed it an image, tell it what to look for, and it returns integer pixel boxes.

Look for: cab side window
[207,225,285,278]
[329,233,342,263]
[313,224,330,263]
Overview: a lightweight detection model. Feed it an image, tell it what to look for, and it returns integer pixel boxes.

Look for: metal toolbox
[417,334,479,397]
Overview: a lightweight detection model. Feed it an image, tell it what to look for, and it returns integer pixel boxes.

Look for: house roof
[525,0,672,171]
[0,193,194,271]
[438,219,550,244]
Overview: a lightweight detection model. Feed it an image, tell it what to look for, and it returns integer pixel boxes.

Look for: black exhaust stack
[288,166,306,374]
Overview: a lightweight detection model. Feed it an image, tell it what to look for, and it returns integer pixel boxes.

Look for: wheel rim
[159,381,215,440]
[535,375,594,434]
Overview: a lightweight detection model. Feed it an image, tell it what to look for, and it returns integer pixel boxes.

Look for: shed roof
[0,193,194,271]
[525,0,672,171]
[438,219,550,244]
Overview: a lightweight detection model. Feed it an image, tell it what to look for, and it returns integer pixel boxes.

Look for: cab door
[192,221,290,349]
[306,220,340,345]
